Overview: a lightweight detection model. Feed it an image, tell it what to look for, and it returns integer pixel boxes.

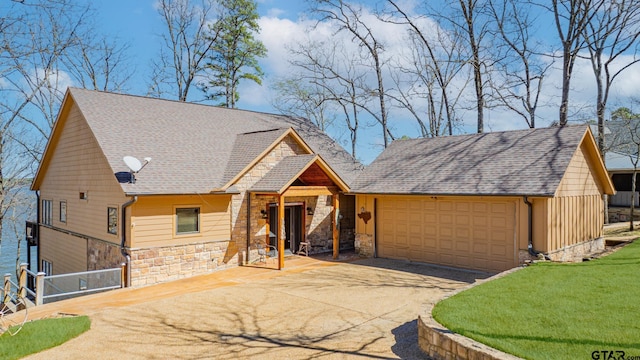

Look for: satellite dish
[123,156,143,172]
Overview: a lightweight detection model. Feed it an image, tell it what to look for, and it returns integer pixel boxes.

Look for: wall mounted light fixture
[306,207,314,215]
[260,209,268,219]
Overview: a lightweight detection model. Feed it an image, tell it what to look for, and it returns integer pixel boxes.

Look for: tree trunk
[559,47,571,126]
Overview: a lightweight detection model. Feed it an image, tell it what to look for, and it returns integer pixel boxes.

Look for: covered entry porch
[247,154,350,269]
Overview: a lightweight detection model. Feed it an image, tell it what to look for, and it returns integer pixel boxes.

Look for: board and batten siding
[543,142,604,252]
[37,100,129,273]
[130,194,231,249]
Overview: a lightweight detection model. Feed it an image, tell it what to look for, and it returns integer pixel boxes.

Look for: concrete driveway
[25,257,489,359]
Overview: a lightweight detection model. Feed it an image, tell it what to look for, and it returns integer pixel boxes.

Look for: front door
[269,204,303,254]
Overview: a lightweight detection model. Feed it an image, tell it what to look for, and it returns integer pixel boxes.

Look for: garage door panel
[378,197,515,272]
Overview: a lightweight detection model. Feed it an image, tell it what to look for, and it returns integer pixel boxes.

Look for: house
[604,151,640,223]
[350,125,615,272]
[31,88,362,287]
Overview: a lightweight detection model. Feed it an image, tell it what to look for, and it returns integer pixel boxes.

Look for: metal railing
[42,267,123,303]
[3,263,125,307]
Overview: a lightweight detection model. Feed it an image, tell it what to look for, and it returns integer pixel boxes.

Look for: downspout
[36,191,41,273]
[523,196,550,260]
[121,196,138,287]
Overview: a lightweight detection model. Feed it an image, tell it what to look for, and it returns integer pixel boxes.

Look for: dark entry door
[269,204,303,253]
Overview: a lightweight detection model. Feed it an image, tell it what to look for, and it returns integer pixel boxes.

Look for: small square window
[176,207,200,234]
[60,201,67,223]
[79,192,88,200]
[107,207,118,235]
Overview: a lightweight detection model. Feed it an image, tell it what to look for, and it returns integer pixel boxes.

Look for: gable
[556,128,615,196]
[34,99,123,193]
[220,129,313,191]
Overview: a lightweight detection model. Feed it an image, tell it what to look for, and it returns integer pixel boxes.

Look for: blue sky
[62,1,640,163]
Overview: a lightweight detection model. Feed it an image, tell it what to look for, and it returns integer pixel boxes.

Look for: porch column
[278,195,285,269]
[333,194,340,259]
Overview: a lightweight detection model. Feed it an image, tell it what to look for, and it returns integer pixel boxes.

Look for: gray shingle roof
[351,125,590,196]
[250,155,317,193]
[67,88,361,195]
[221,128,289,186]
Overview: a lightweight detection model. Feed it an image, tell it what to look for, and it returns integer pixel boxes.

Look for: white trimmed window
[42,259,52,276]
[60,201,67,223]
[42,200,52,226]
[176,207,200,234]
[107,207,118,235]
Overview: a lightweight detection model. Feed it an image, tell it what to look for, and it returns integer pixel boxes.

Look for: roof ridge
[68,87,302,120]
[390,125,587,144]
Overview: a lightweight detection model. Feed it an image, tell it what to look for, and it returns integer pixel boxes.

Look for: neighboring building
[605,151,640,208]
[350,126,615,272]
[31,88,362,287]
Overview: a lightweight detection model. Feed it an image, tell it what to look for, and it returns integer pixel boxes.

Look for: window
[42,200,52,226]
[176,207,199,234]
[42,259,52,276]
[107,207,118,235]
[59,201,67,223]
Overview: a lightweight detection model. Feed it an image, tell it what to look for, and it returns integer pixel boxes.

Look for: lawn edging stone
[418,267,526,360]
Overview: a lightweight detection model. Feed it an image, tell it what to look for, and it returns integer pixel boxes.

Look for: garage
[351,126,616,272]
[377,196,516,272]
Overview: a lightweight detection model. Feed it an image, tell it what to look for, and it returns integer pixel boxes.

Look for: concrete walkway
[22,256,489,359]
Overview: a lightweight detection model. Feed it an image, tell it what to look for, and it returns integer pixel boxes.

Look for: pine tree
[202,0,267,108]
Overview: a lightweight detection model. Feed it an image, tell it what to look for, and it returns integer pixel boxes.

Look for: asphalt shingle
[67,88,362,195]
[351,126,589,196]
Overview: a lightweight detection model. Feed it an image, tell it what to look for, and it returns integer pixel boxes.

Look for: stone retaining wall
[418,303,522,360]
[418,267,525,360]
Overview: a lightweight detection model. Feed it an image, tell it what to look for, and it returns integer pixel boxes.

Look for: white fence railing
[2,263,125,307]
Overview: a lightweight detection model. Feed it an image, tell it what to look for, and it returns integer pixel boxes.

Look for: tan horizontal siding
[39,101,127,245]
[131,195,231,248]
[39,227,87,275]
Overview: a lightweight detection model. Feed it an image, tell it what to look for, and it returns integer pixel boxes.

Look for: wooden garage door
[378,197,516,272]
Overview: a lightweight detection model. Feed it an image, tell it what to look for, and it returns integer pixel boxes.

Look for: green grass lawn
[433,242,640,360]
[0,315,90,360]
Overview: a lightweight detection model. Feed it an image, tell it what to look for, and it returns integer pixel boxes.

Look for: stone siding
[129,240,234,287]
[546,237,604,261]
[231,136,306,257]
[87,239,123,270]
[355,233,374,257]
[418,304,522,360]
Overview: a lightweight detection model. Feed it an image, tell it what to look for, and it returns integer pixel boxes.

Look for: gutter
[523,196,550,260]
[121,196,138,287]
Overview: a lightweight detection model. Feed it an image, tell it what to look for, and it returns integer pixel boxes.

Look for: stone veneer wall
[231,136,305,258]
[354,233,374,257]
[87,239,123,270]
[519,237,605,264]
[129,240,232,287]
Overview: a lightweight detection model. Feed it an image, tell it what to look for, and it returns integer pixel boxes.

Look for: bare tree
[540,0,602,126]
[63,37,134,92]
[385,0,468,137]
[270,78,336,133]
[149,0,222,101]
[287,40,367,159]
[487,0,552,128]
[310,0,394,147]
[0,0,124,275]
[582,0,640,155]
